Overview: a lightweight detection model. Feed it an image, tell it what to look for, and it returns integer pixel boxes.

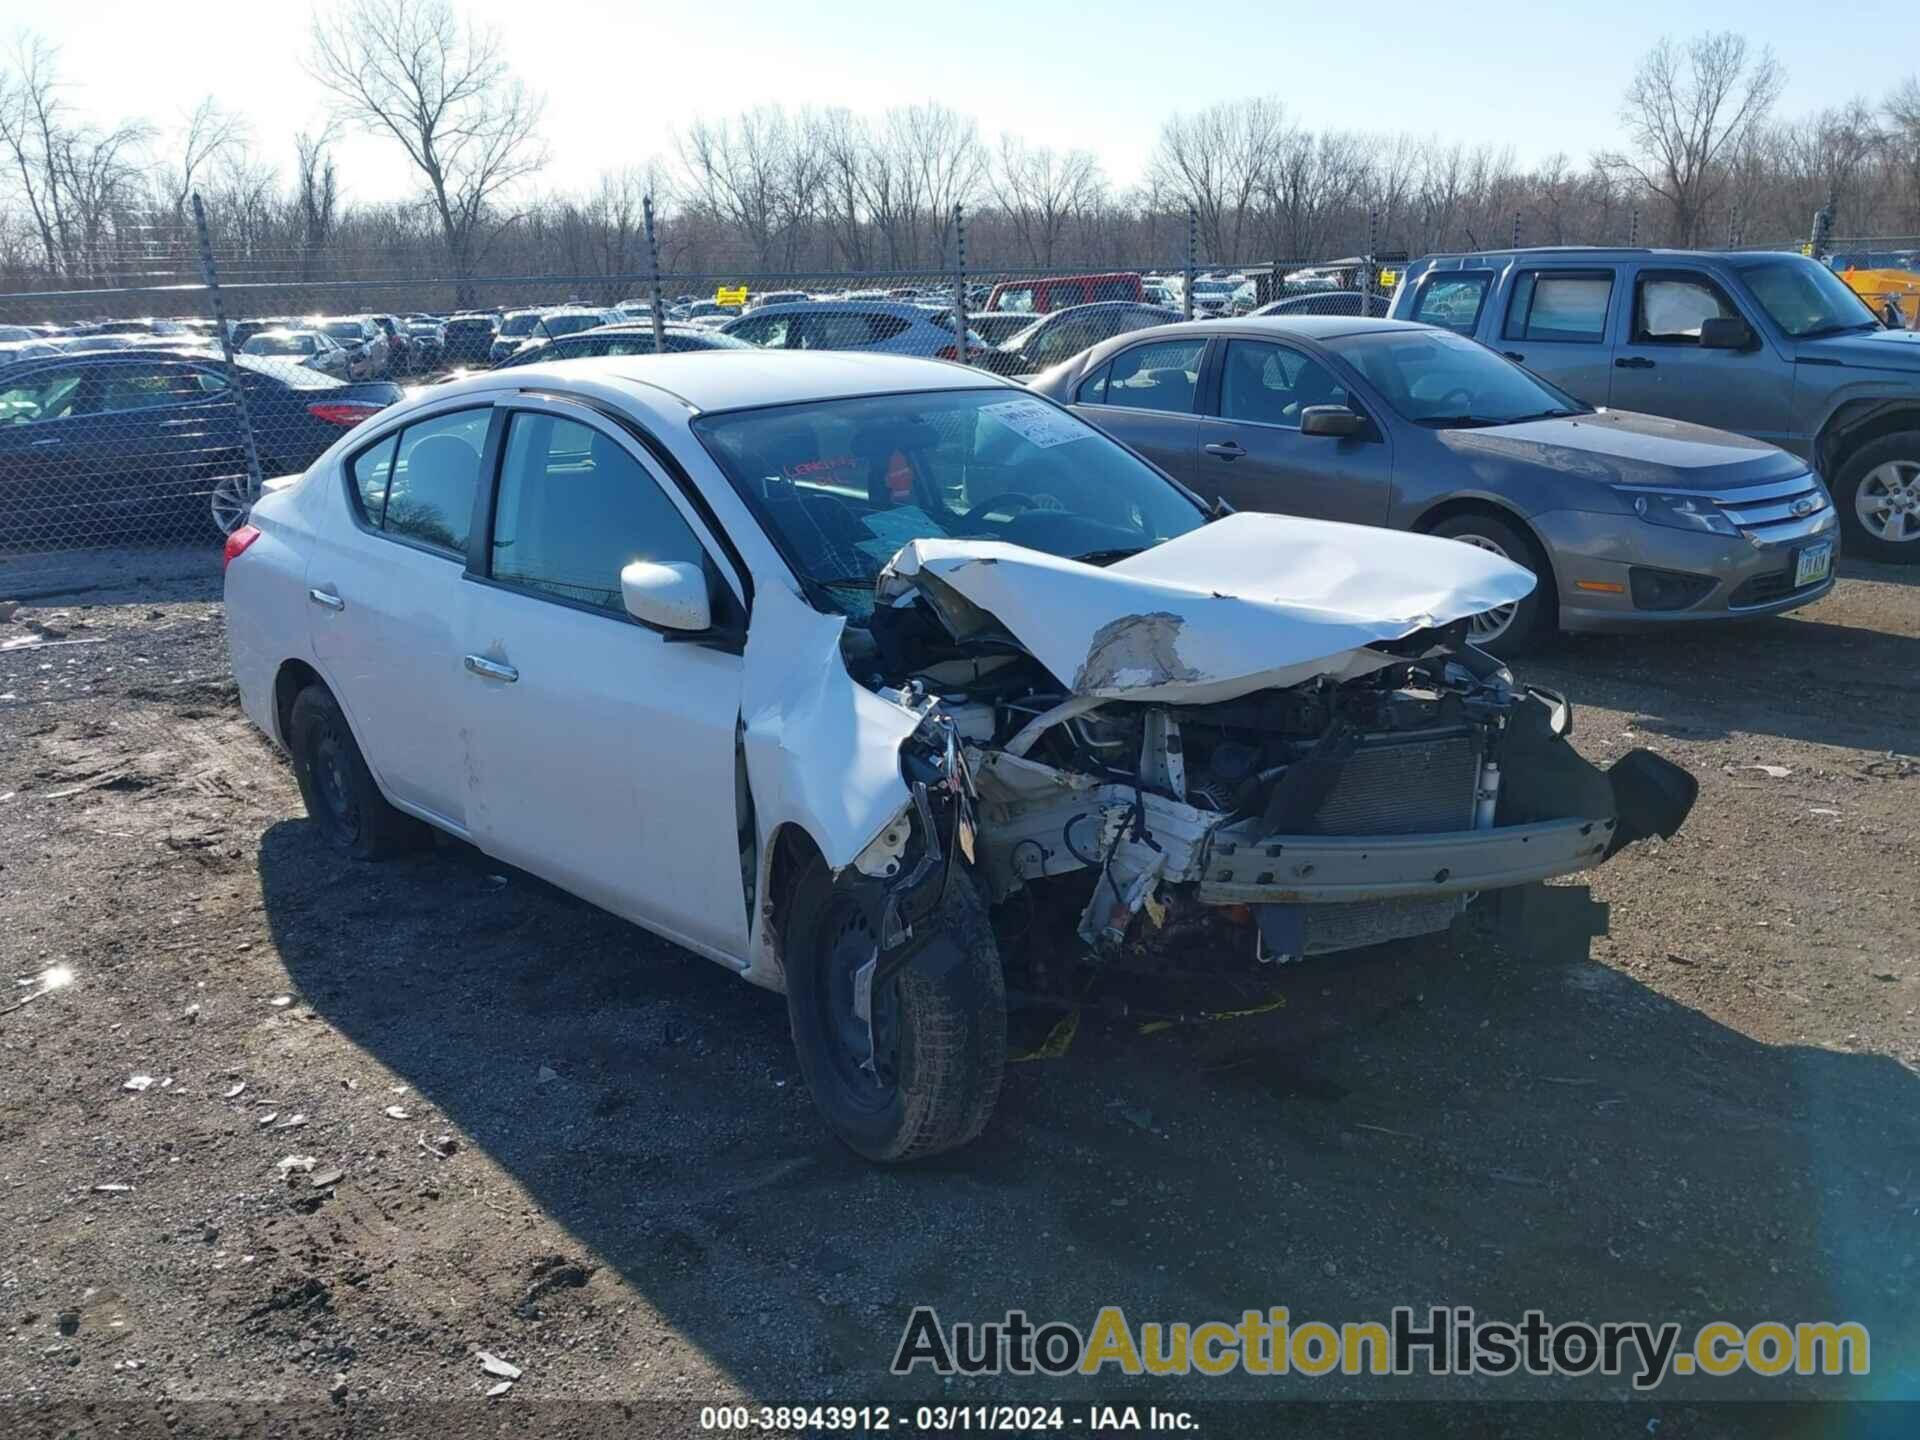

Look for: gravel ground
[2,549,1918,1437]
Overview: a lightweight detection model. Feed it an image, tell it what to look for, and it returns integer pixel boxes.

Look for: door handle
[1204,441,1246,460]
[1614,356,1656,370]
[1501,350,1525,362]
[30,437,62,447]
[307,588,344,611]
[464,654,519,683]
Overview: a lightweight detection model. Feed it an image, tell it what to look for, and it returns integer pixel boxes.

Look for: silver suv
[1390,248,1920,562]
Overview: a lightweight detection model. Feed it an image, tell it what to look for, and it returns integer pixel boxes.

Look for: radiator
[1307,728,1482,836]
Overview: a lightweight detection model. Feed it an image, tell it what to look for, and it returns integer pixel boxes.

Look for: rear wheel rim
[1857,460,1920,543]
[210,474,254,536]
[310,724,361,845]
[1450,533,1520,642]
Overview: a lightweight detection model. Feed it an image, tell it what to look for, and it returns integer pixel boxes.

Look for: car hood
[1794,326,1920,373]
[1436,408,1806,490]
[875,511,1534,705]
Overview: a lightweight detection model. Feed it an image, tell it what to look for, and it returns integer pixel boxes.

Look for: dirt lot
[3,549,1919,1436]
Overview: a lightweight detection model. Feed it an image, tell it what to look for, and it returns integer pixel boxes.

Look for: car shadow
[262,820,1920,1413]
[1530,614,1920,755]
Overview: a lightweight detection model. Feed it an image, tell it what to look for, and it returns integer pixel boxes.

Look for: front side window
[1409,274,1490,334]
[1504,271,1613,343]
[353,408,488,554]
[1218,341,1350,428]
[695,389,1204,619]
[1099,337,1207,415]
[490,413,706,614]
[730,315,791,348]
[1633,273,1739,343]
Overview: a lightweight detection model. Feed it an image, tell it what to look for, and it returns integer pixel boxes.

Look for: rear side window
[1100,337,1207,414]
[1634,272,1740,343]
[351,407,488,555]
[489,414,707,614]
[1409,274,1490,334]
[1504,271,1613,343]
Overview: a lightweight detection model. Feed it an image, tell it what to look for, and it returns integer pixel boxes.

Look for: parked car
[487,307,622,366]
[491,323,753,366]
[241,328,352,378]
[369,315,415,375]
[230,317,294,349]
[975,301,1183,378]
[680,300,744,330]
[1028,316,1838,653]
[404,318,447,371]
[747,290,810,310]
[721,300,984,359]
[319,317,391,380]
[984,271,1144,314]
[223,350,1695,1160]
[1252,290,1393,318]
[1389,247,1920,561]
[1184,277,1243,317]
[968,312,1047,346]
[0,347,401,542]
[441,312,500,366]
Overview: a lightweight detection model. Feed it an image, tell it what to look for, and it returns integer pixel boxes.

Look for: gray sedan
[1027,316,1838,654]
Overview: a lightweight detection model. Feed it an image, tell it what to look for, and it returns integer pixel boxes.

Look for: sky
[21,0,1891,205]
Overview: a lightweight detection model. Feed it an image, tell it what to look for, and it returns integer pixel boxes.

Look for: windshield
[695,389,1205,618]
[323,322,364,340]
[243,334,315,355]
[499,313,541,336]
[541,313,605,338]
[1326,329,1587,427]
[1737,258,1881,338]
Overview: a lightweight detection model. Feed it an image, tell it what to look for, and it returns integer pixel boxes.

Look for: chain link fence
[3,197,1913,601]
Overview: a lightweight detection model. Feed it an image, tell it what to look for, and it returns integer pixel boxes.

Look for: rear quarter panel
[224,476,320,746]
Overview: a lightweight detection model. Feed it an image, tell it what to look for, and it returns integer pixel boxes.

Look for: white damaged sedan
[225,352,1697,1161]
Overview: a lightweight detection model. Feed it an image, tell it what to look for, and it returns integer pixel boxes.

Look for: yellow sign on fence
[716,286,748,307]
[1376,268,1399,289]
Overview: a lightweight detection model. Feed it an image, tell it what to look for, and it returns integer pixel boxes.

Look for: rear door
[1066,333,1209,485]
[1609,266,1794,445]
[1191,338,1392,523]
[1492,266,1619,403]
[86,361,245,532]
[305,404,494,830]
[0,364,93,545]
[454,398,750,958]
[1402,270,1495,337]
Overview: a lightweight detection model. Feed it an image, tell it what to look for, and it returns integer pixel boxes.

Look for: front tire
[287,685,428,859]
[783,856,1006,1162]
[1833,431,1920,562]
[1427,513,1554,657]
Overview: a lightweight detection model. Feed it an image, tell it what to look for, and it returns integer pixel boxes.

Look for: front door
[455,401,750,960]
[1609,267,1795,447]
[1192,338,1392,525]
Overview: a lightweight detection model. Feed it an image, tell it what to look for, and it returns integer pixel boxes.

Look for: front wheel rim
[818,900,899,1108]
[1857,460,1920,543]
[1450,534,1520,641]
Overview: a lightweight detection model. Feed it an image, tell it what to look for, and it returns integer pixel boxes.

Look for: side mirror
[620,560,711,632]
[1698,316,1755,350]
[1300,404,1365,438]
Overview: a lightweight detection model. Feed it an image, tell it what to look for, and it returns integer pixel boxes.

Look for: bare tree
[992,137,1103,266]
[1609,32,1784,245]
[1148,98,1290,262]
[294,125,340,279]
[161,98,246,222]
[307,0,546,298]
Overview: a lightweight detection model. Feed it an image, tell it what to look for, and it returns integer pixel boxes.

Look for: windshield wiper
[1413,414,1509,429]
[1071,546,1147,566]
[1796,321,1879,339]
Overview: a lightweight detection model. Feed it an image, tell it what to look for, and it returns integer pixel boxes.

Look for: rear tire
[287,685,428,860]
[783,855,1006,1163]
[1832,431,1920,562]
[1427,512,1554,657]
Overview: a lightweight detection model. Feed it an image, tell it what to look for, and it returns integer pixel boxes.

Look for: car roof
[433,350,1014,414]
[1411,246,1808,267]
[1167,315,1428,341]
[737,299,931,319]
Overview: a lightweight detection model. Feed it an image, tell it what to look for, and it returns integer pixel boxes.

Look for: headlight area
[1614,487,1740,537]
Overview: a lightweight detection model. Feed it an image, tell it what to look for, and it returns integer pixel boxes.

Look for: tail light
[307,401,383,427]
[223,523,262,569]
